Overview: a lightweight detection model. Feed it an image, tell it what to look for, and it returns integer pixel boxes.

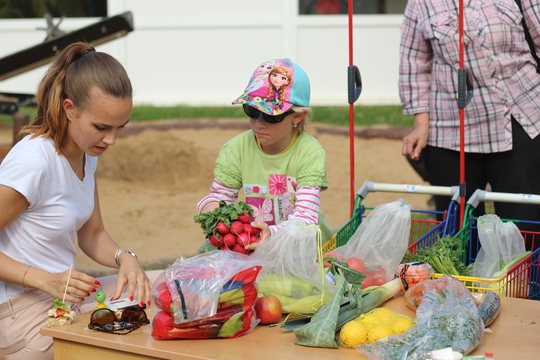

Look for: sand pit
[0,118,431,275]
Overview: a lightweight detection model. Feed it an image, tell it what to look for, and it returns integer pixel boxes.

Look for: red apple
[254,295,282,325]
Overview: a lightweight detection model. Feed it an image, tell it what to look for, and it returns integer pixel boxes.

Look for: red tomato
[371,277,387,286]
[322,251,343,267]
[360,277,375,290]
[346,257,367,273]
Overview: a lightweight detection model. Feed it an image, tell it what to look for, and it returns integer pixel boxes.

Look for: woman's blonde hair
[21,42,132,154]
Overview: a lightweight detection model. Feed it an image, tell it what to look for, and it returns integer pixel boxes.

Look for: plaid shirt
[399,0,540,153]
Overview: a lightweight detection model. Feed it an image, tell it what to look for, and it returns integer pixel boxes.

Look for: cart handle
[357,181,460,200]
[467,189,540,208]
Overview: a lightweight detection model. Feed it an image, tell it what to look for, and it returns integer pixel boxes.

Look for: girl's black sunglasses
[243,104,295,123]
[88,305,149,335]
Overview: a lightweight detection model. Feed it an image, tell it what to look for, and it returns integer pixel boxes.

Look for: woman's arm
[399,0,433,115]
[77,180,152,305]
[0,185,100,303]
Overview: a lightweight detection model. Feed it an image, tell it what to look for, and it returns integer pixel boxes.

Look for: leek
[283,258,403,348]
[491,251,531,278]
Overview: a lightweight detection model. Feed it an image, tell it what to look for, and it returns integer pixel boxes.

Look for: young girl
[0,42,157,360]
[199,58,333,249]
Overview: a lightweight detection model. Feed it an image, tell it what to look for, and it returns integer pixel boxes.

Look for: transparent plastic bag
[252,219,334,314]
[473,214,526,278]
[151,250,264,324]
[359,276,484,360]
[333,199,411,282]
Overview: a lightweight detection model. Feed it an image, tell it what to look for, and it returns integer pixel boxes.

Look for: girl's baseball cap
[232,58,310,115]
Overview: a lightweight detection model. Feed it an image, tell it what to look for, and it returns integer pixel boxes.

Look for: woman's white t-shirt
[0,135,97,303]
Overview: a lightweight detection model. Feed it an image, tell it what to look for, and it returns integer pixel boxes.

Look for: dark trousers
[424,118,540,249]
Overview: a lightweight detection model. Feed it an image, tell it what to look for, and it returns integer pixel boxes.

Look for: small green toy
[95,290,107,309]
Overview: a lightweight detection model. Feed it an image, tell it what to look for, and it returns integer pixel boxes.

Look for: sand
[0,119,432,276]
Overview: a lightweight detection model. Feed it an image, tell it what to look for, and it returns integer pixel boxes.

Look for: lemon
[370,307,397,321]
[367,323,394,343]
[340,320,371,348]
[357,307,396,322]
[386,314,415,334]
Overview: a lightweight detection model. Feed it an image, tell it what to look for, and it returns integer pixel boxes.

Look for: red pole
[348,0,355,217]
[458,0,466,226]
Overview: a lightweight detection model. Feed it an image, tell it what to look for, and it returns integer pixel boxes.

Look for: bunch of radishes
[194,201,260,255]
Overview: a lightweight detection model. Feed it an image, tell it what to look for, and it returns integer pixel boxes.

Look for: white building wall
[0,0,404,107]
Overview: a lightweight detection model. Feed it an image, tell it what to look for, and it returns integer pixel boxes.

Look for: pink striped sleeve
[269,186,321,234]
[196,178,239,213]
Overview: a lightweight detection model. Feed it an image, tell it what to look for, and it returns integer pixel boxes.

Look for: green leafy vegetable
[284,258,403,348]
[404,235,469,276]
[52,298,71,312]
[194,201,253,237]
[293,275,346,348]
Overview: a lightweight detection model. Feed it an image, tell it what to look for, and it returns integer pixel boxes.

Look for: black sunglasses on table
[88,305,149,335]
[243,104,295,123]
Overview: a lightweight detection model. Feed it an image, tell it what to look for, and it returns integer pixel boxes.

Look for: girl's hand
[111,254,152,307]
[42,269,100,303]
[244,221,271,251]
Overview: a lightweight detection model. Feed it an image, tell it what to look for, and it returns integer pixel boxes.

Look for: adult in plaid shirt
[399,0,540,232]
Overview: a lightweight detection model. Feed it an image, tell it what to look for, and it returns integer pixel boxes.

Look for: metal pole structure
[457,0,473,227]
[347,0,362,217]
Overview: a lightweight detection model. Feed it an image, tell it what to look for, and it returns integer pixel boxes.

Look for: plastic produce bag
[151,250,264,339]
[359,276,484,360]
[473,214,526,279]
[333,200,411,282]
[252,219,335,314]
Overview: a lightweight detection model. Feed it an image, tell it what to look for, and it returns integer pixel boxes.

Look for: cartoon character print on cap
[244,60,279,94]
[233,58,310,116]
[246,67,291,111]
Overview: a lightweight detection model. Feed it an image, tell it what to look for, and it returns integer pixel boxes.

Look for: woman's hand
[244,221,271,251]
[111,254,153,307]
[41,268,100,304]
[402,112,429,160]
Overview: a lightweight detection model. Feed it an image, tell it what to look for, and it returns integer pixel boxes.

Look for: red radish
[237,233,250,246]
[216,221,230,234]
[230,221,245,235]
[209,234,222,248]
[249,226,261,236]
[346,257,367,273]
[223,233,237,247]
[238,213,251,224]
[243,223,256,235]
[232,244,249,255]
[249,235,258,244]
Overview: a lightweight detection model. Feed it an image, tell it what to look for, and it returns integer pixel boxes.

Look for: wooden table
[41,296,540,360]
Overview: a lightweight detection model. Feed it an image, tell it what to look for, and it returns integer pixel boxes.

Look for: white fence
[0,0,404,107]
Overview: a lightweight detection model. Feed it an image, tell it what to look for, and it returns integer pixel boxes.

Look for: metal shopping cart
[323,181,460,254]
[431,189,540,299]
